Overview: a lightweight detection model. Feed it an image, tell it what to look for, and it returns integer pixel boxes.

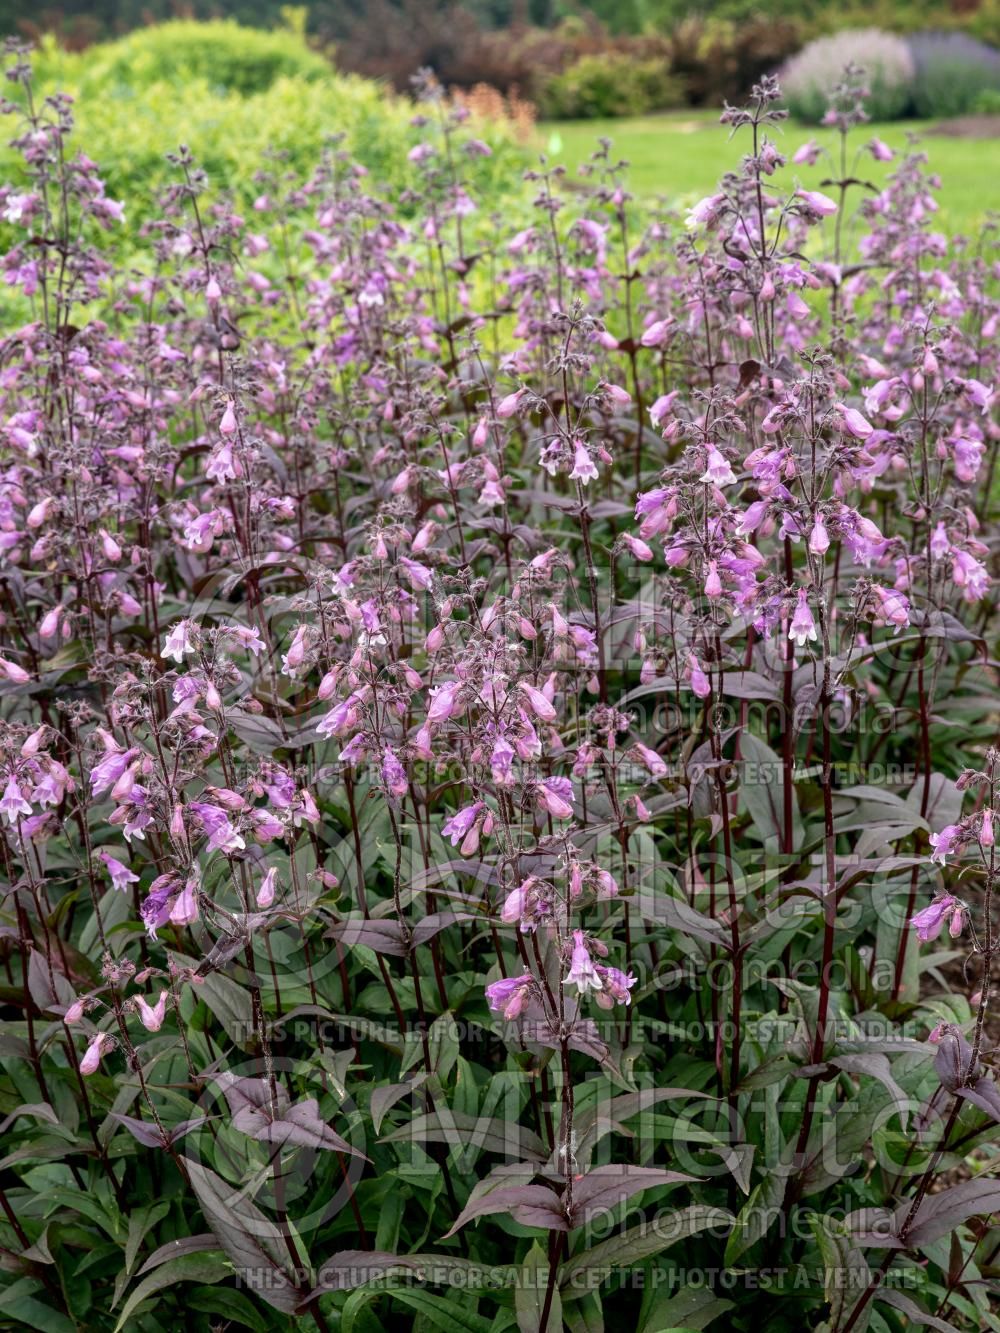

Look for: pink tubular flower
[622,533,654,562]
[649,391,679,428]
[99,849,139,892]
[0,776,32,825]
[928,824,962,865]
[427,681,462,724]
[835,404,874,439]
[382,747,408,800]
[689,653,711,700]
[981,809,994,848]
[491,735,516,787]
[640,318,672,348]
[535,776,574,819]
[962,378,994,414]
[796,188,838,217]
[0,655,31,684]
[519,682,557,722]
[594,965,638,1009]
[399,557,433,591]
[485,973,533,1019]
[496,388,526,419]
[700,446,736,487]
[563,930,602,995]
[788,590,818,648]
[909,895,959,943]
[569,438,598,484]
[442,802,483,848]
[80,1032,113,1076]
[872,584,910,631]
[500,880,528,926]
[169,876,200,928]
[134,991,168,1032]
[808,514,830,555]
[190,802,245,854]
[686,192,725,229]
[257,867,278,907]
[601,382,631,407]
[633,741,667,779]
[281,624,309,677]
[161,619,197,663]
[704,561,723,599]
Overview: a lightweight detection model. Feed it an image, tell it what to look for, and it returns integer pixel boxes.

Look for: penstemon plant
[0,35,997,1333]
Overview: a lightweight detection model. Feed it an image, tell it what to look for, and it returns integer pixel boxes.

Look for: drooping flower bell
[788,589,818,648]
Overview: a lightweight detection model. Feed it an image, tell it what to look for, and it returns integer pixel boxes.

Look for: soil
[927,114,1000,138]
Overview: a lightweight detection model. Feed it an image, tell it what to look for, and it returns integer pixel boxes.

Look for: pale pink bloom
[704,561,723,599]
[497,388,526,419]
[162,620,196,663]
[569,439,598,484]
[257,867,278,907]
[602,382,631,407]
[382,748,408,799]
[796,189,838,216]
[981,809,994,848]
[689,654,711,700]
[649,392,678,427]
[485,974,533,1019]
[0,656,30,684]
[427,681,462,724]
[535,777,574,820]
[836,404,874,439]
[519,682,556,721]
[640,318,672,347]
[910,895,958,942]
[98,529,122,562]
[80,1032,113,1075]
[809,514,830,555]
[633,741,667,779]
[686,193,725,229]
[929,824,962,865]
[563,930,602,994]
[700,446,736,487]
[788,590,818,648]
[169,877,200,927]
[135,991,169,1032]
[99,849,139,892]
[622,534,653,562]
[0,776,31,824]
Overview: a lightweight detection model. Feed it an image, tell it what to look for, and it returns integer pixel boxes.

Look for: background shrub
[667,14,804,107]
[536,50,684,119]
[3,23,527,227]
[33,16,333,95]
[781,27,916,122]
[906,29,1000,117]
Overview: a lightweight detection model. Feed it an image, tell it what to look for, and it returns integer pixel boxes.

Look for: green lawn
[537,112,1000,234]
